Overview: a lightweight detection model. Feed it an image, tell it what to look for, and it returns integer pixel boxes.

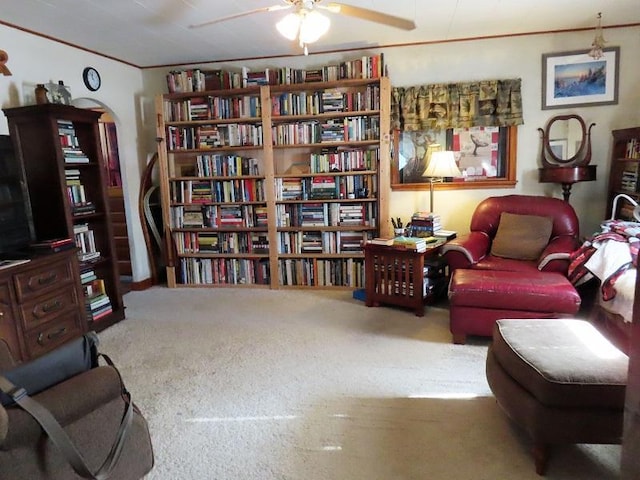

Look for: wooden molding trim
[130,277,154,291]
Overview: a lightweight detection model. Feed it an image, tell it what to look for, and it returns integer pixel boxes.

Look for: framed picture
[541,47,619,109]
[549,138,568,159]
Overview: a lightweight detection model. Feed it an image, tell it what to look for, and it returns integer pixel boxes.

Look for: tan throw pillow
[490,212,553,260]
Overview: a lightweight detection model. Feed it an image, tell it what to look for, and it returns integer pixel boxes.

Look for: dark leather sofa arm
[442,231,491,270]
[0,366,123,449]
[537,235,580,273]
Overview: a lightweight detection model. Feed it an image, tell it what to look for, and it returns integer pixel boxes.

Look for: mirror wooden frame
[391,125,517,191]
[539,114,594,167]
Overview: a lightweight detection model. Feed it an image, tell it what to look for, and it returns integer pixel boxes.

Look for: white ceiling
[2,0,639,68]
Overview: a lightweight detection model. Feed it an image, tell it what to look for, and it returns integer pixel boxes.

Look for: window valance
[391,78,523,131]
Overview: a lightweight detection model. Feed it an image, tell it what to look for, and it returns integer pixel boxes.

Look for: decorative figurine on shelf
[34,84,48,104]
[45,81,72,105]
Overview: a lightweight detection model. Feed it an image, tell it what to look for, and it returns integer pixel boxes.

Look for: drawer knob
[38,273,58,285]
[37,327,67,345]
[42,300,63,313]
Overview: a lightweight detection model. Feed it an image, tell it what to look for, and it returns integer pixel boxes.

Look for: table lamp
[422,150,461,213]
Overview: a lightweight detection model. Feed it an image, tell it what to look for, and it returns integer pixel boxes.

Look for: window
[391,126,517,191]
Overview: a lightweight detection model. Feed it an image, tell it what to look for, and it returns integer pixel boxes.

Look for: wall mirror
[538,114,596,201]
[539,114,594,167]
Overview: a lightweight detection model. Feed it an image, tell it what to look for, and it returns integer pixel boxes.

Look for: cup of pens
[392,217,405,237]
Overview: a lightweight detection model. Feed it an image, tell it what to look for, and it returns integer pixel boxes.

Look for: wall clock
[82,67,101,91]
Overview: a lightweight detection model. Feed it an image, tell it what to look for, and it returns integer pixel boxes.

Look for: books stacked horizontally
[58,120,90,164]
[410,212,441,237]
[82,277,112,322]
[31,237,75,253]
[410,211,457,240]
[392,236,429,252]
[367,237,394,246]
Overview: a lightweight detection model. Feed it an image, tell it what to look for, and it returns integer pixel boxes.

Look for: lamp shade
[423,151,461,178]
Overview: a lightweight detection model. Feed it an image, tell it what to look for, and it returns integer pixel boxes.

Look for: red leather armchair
[442,194,580,275]
[443,195,582,343]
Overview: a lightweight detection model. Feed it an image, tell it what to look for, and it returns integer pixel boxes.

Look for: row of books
[190,154,260,177]
[270,85,380,116]
[625,138,640,159]
[275,202,376,227]
[58,120,90,164]
[274,175,375,201]
[166,124,264,150]
[170,178,266,204]
[73,223,100,262]
[277,257,365,287]
[173,231,270,254]
[271,116,380,145]
[277,230,371,254]
[65,169,96,215]
[164,94,261,122]
[172,204,267,229]
[178,257,270,285]
[165,54,385,93]
[309,147,379,173]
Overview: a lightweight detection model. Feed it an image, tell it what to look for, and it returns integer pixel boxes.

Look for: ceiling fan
[190,1,416,54]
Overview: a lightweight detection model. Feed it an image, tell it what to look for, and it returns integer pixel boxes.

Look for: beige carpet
[98,287,621,479]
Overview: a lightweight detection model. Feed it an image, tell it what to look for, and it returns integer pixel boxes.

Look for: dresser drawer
[19,286,81,331]
[23,313,84,359]
[14,259,75,302]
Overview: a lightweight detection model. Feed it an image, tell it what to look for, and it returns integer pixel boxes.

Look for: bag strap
[0,354,133,480]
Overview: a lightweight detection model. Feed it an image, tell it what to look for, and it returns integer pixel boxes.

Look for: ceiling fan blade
[323,2,416,31]
[190,5,291,29]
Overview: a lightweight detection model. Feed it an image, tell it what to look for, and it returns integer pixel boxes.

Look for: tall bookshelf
[606,127,640,220]
[156,76,390,288]
[3,104,125,331]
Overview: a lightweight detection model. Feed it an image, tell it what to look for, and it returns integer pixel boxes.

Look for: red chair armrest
[538,235,580,273]
[442,232,490,270]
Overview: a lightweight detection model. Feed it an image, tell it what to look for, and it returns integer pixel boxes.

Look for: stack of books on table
[409,212,441,237]
[368,237,394,246]
[392,236,429,252]
[410,211,457,240]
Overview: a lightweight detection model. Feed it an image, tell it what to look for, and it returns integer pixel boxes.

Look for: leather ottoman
[486,319,628,475]
[447,269,581,344]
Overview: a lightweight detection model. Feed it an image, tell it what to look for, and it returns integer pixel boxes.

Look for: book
[434,230,457,240]
[368,237,394,246]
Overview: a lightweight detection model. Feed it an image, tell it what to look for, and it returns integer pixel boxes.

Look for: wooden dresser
[0,249,87,362]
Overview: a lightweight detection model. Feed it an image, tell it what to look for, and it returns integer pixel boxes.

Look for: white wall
[0,24,151,282]
[142,25,640,238]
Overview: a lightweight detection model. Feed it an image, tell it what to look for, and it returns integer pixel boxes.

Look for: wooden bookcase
[606,127,640,220]
[3,104,124,331]
[156,77,391,288]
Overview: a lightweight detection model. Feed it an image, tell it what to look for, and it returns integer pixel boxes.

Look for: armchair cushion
[490,212,553,260]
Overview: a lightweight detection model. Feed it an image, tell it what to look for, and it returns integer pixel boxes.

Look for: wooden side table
[364,243,447,316]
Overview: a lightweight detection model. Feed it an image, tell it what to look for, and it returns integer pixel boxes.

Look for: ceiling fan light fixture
[299,10,330,44]
[276,12,301,41]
